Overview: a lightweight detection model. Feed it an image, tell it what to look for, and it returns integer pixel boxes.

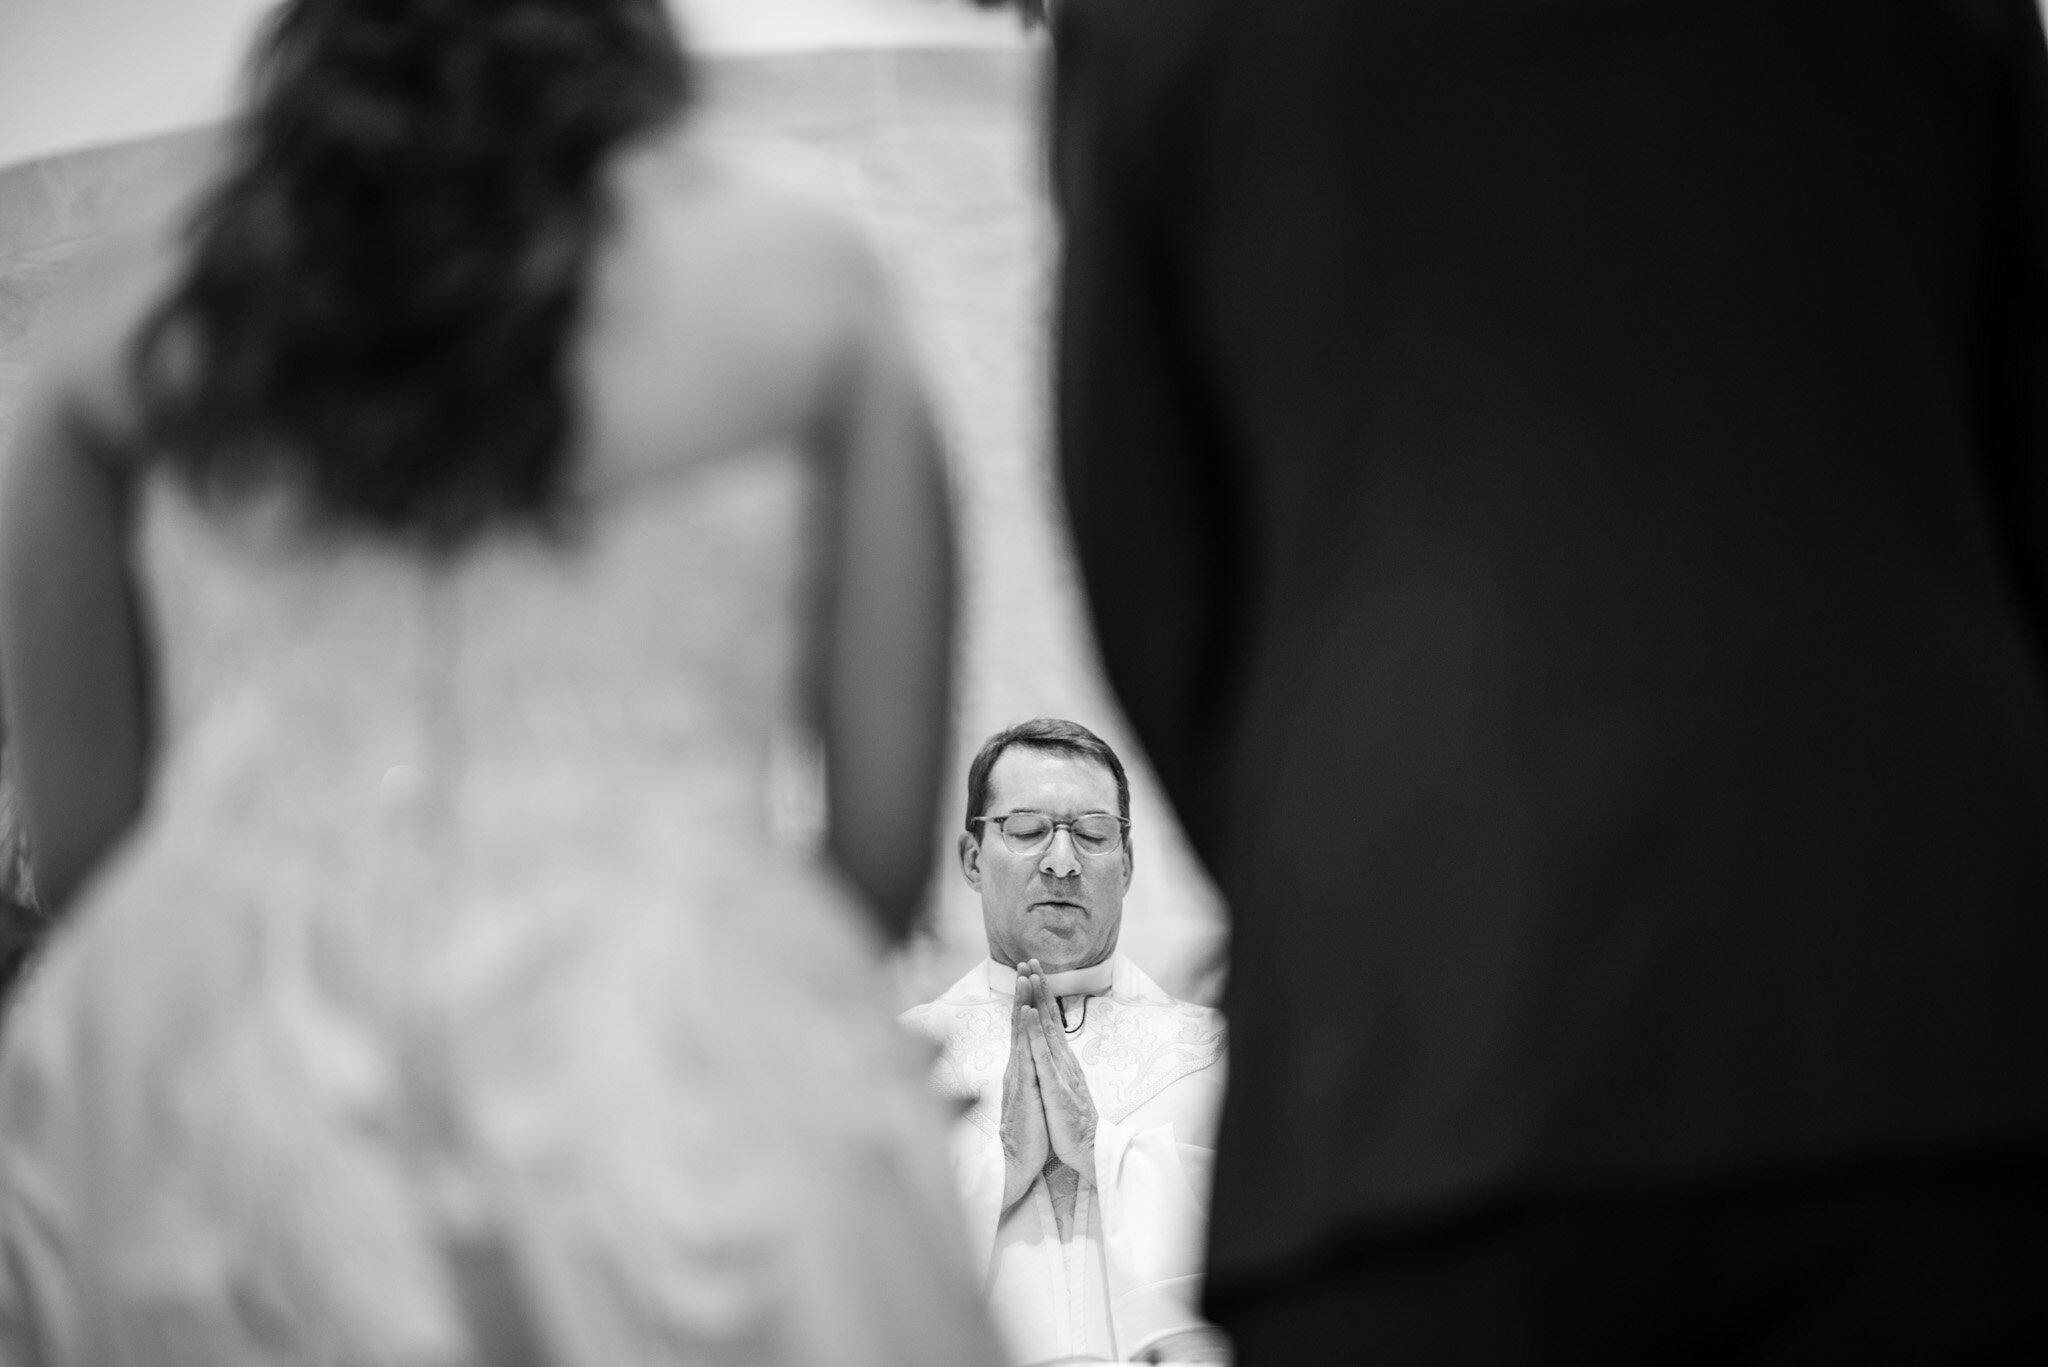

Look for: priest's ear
[957,828,986,893]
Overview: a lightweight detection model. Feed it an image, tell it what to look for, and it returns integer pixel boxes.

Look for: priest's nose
[1039,829,1082,878]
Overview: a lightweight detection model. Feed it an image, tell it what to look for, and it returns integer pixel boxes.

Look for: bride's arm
[811,244,956,940]
[0,234,160,915]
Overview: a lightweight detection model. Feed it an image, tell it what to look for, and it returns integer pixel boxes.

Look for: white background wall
[0,0,1028,168]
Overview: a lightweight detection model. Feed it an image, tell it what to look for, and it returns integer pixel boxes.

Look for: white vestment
[901,954,1227,1365]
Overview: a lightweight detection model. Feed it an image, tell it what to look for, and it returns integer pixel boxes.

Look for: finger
[1006,987,1039,1102]
[1037,981,1068,1048]
[1030,1042,1071,1118]
[1011,975,1038,1043]
[1040,1023,1088,1099]
[1024,1008,1055,1074]
[1032,967,1059,1023]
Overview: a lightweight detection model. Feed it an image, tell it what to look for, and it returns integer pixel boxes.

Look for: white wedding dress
[0,447,993,1366]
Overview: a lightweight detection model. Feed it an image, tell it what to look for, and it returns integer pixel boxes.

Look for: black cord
[1061,994,1089,1035]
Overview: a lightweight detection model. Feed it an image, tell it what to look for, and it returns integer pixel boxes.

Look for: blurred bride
[0,1,1002,1363]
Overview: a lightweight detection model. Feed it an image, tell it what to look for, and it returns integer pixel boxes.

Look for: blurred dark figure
[967,0,1052,30]
[0,687,44,1001]
[0,0,1003,1362]
[1055,0,2048,1361]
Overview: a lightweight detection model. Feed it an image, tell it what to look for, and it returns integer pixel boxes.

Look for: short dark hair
[964,718,1131,833]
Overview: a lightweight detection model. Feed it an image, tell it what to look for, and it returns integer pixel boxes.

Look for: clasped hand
[998,959,1099,1212]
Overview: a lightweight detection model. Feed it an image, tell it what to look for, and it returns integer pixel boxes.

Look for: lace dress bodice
[139,443,820,878]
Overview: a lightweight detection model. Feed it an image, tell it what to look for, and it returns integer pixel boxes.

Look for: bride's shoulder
[569,132,905,490]
[15,178,210,461]
[610,131,885,302]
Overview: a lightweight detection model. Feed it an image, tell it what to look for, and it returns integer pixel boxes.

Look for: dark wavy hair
[132,0,690,545]
[963,718,1131,833]
[965,0,1049,28]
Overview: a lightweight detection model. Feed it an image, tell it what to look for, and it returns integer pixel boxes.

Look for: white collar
[985,953,1119,1001]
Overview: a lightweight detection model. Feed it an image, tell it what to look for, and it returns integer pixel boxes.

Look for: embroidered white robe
[902,955,1226,1364]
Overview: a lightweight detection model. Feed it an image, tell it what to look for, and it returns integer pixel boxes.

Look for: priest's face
[960,745,1132,974]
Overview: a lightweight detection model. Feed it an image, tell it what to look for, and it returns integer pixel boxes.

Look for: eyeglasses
[972,811,1128,857]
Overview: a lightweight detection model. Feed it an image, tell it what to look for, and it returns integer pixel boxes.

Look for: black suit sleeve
[1983,0,2048,639]
[1053,0,1241,844]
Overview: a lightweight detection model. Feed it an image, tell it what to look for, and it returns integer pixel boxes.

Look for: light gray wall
[0,0,1029,168]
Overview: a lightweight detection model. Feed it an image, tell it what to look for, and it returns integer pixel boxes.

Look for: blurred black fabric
[1222,1156,2048,1365]
[0,743,39,1006]
[1053,0,2048,1351]
[0,907,40,1008]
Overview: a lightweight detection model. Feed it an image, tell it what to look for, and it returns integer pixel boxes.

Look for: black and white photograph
[0,0,2043,1362]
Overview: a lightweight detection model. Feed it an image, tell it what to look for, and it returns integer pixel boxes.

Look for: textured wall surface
[0,1,1029,167]
[0,46,1230,1010]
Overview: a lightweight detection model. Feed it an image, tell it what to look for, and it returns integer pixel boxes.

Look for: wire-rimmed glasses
[972,811,1128,857]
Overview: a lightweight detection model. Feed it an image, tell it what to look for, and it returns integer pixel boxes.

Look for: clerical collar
[987,954,1118,1001]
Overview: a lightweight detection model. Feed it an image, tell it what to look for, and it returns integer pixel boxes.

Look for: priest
[903,719,1229,1365]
